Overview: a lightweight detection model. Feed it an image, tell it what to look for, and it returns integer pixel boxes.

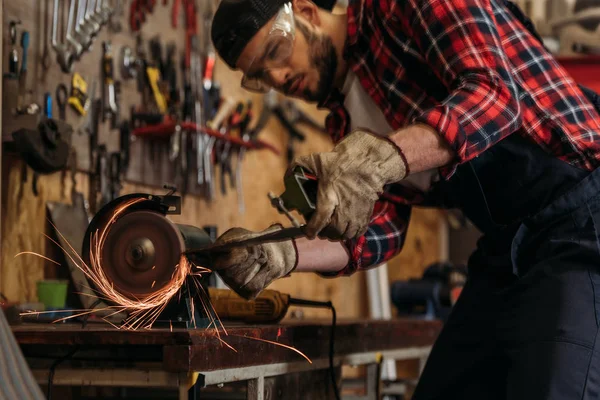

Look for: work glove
[291,129,407,240]
[210,224,298,300]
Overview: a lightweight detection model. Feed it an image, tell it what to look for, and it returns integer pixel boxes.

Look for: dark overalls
[404,1,600,397]
[411,111,600,398]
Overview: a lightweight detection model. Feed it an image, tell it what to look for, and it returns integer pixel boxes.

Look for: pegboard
[1,0,241,200]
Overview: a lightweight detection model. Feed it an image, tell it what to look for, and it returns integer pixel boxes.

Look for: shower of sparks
[15,196,312,364]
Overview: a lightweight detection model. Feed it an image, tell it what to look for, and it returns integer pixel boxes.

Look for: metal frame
[30,346,432,400]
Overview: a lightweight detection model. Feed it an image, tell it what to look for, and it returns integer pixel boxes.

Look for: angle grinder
[81,192,213,301]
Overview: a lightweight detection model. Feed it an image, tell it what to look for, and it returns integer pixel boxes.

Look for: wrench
[74,0,94,50]
[84,0,102,33]
[96,0,111,25]
[65,0,84,59]
[52,0,74,73]
[77,0,98,38]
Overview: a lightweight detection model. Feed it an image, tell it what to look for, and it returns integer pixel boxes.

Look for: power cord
[289,298,340,400]
[47,346,79,400]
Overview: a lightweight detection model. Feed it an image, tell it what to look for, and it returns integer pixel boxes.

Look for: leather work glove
[291,129,408,240]
[210,224,298,300]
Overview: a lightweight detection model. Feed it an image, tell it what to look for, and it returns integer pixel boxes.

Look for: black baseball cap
[211,0,288,69]
[211,0,338,69]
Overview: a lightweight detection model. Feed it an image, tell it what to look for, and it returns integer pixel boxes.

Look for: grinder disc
[100,210,185,300]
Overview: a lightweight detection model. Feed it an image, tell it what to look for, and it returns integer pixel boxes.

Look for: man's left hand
[291,129,408,240]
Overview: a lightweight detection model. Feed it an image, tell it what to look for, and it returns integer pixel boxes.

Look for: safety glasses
[241,2,296,93]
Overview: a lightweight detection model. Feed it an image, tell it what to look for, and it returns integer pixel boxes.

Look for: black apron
[411,3,600,398]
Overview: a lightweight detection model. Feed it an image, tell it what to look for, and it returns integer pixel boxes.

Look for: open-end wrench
[84,0,102,33]
[52,0,74,73]
[96,0,112,25]
[77,0,98,38]
[66,0,84,60]
[74,0,93,50]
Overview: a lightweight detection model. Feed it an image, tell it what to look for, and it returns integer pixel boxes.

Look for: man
[210,0,600,398]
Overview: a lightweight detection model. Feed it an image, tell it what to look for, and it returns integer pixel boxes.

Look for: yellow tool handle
[208,288,291,324]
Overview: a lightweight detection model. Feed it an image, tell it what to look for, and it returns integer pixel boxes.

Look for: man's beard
[296,20,337,103]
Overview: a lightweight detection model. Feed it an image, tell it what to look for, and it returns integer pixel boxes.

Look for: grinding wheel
[100,210,185,300]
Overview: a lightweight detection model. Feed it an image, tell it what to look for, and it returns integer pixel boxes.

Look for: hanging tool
[41,1,52,69]
[74,0,94,52]
[172,0,181,28]
[52,0,74,73]
[66,0,84,60]
[96,145,110,210]
[109,0,124,32]
[146,65,167,114]
[17,31,30,111]
[44,93,53,119]
[88,99,102,214]
[6,20,21,78]
[102,41,119,127]
[56,84,68,121]
[80,0,101,39]
[68,73,91,116]
[217,101,247,196]
[119,121,131,175]
[235,99,258,213]
[77,79,96,135]
[120,46,139,80]
[208,98,237,199]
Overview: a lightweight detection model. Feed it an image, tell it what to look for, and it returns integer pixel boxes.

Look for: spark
[216,336,238,353]
[14,251,61,266]
[231,335,312,364]
[151,280,156,288]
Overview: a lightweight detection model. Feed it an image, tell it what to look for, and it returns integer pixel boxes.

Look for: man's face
[236,11,337,103]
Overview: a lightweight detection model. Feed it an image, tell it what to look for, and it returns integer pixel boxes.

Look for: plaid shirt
[321,0,600,276]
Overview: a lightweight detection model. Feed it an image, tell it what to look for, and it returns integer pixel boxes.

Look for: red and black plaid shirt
[321,0,600,276]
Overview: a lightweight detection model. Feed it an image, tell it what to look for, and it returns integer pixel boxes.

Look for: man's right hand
[210,224,298,300]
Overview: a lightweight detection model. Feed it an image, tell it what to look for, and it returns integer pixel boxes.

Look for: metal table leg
[247,376,265,400]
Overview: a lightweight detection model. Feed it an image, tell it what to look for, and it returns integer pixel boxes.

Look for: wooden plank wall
[0,0,445,323]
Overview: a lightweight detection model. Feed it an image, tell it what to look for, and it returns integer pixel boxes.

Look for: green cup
[36,280,69,309]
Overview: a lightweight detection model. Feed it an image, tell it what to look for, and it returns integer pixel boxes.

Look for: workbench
[13,318,441,400]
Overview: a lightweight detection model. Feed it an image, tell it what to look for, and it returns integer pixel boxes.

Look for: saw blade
[100,210,184,300]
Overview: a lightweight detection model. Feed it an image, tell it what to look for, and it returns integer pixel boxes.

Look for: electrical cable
[289,298,340,400]
[47,346,79,400]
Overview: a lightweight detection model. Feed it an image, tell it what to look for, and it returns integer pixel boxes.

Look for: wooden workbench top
[14,319,442,372]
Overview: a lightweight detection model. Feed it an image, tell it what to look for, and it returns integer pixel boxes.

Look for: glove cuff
[378,134,410,179]
[349,128,409,184]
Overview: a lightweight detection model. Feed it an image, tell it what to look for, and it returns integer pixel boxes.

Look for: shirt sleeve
[400,0,523,175]
[318,199,412,277]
